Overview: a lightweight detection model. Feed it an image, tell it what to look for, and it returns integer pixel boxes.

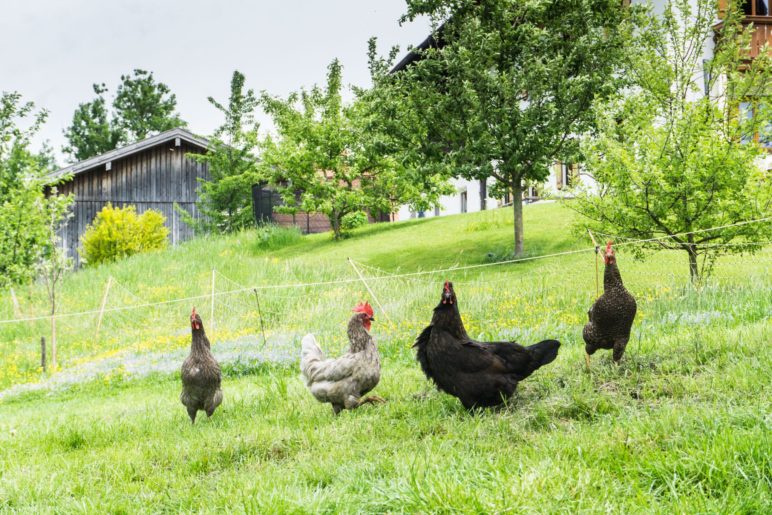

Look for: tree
[377,0,634,255]
[38,206,73,371]
[261,60,446,239]
[571,0,771,283]
[63,84,124,161]
[0,92,73,288]
[183,71,261,233]
[63,70,185,161]
[114,69,186,140]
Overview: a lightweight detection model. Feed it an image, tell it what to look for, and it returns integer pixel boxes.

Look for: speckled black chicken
[583,242,637,366]
[300,302,384,415]
[180,308,223,423]
[414,281,561,410]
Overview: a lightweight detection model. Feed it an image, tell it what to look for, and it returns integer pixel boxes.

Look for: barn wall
[57,140,210,264]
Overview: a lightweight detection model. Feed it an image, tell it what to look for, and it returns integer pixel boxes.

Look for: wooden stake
[9,288,21,318]
[588,229,600,298]
[347,258,392,325]
[210,269,216,339]
[95,276,113,339]
[252,288,268,348]
[586,229,600,371]
[51,313,57,371]
[41,336,46,373]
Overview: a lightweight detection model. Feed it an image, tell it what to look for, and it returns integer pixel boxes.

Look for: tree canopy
[372,0,634,255]
[63,70,186,161]
[183,70,261,233]
[0,92,73,288]
[261,59,449,239]
[63,84,124,162]
[571,0,771,282]
[113,69,186,141]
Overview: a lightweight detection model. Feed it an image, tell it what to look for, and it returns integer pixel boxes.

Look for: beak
[370,316,375,322]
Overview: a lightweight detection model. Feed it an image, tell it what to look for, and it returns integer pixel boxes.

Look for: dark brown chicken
[583,241,637,366]
[180,307,223,423]
[414,281,560,410]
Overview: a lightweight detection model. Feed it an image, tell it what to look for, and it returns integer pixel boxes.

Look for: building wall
[397,178,500,220]
[56,140,209,263]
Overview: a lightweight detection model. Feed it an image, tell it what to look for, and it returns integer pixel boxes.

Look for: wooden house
[49,128,211,263]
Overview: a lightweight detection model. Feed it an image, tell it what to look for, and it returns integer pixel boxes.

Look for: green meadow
[0,202,769,513]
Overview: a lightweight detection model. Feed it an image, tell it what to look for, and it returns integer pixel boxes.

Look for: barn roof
[390,23,446,74]
[49,127,212,181]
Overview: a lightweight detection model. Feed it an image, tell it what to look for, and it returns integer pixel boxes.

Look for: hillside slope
[0,202,770,512]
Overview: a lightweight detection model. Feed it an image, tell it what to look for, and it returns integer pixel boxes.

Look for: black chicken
[414,281,561,410]
[180,307,223,423]
[583,241,637,366]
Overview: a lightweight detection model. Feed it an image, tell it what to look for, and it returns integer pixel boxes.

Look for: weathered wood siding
[57,140,209,264]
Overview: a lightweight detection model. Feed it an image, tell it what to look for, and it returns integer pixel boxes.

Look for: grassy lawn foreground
[0,202,770,512]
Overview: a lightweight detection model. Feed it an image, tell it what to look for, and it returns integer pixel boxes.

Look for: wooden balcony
[716,1,771,59]
[744,16,772,58]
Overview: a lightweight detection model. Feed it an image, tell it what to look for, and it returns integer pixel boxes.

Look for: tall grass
[0,203,769,512]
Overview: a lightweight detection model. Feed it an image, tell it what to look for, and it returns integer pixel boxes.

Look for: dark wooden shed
[49,128,211,263]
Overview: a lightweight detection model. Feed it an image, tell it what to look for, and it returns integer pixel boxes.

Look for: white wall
[398,178,499,220]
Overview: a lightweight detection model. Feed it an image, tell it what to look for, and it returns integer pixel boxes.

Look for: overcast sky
[0,0,431,164]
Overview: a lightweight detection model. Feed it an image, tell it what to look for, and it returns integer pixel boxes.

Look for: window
[561,162,573,188]
[740,101,771,148]
[434,205,440,216]
[460,191,468,213]
[742,0,770,16]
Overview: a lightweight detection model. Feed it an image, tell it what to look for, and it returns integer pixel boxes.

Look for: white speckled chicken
[300,302,384,415]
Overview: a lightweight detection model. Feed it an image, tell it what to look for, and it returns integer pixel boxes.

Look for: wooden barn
[49,128,211,263]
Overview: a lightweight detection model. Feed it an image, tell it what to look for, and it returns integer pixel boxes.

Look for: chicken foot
[332,395,386,415]
[358,395,386,405]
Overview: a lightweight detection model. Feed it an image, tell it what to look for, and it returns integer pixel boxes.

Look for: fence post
[41,336,46,373]
[95,276,113,339]
[51,313,57,371]
[588,229,600,298]
[252,288,267,347]
[210,269,216,338]
[347,258,393,325]
[10,288,21,318]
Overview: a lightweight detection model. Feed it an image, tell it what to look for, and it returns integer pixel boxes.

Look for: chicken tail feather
[300,333,324,385]
[527,339,561,369]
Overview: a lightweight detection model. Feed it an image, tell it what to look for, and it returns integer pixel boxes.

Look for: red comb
[191,307,197,316]
[353,302,374,317]
[605,241,613,254]
[444,281,450,292]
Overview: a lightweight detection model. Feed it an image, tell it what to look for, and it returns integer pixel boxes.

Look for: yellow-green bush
[80,203,169,266]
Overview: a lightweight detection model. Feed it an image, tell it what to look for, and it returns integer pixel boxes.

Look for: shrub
[254,224,302,251]
[80,203,169,265]
[341,211,368,232]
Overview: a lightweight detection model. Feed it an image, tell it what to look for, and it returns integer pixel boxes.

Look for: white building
[398,162,582,220]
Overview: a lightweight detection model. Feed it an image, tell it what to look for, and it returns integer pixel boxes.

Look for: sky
[0,0,431,165]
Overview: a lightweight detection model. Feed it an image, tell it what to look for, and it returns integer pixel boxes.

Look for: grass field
[0,202,770,512]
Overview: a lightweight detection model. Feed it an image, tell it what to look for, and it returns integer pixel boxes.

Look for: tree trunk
[330,212,342,240]
[479,179,487,211]
[50,305,57,371]
[512,180,524,256]
[687,239,699,283]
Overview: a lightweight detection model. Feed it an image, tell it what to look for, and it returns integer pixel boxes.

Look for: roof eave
[48,127,211,181]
